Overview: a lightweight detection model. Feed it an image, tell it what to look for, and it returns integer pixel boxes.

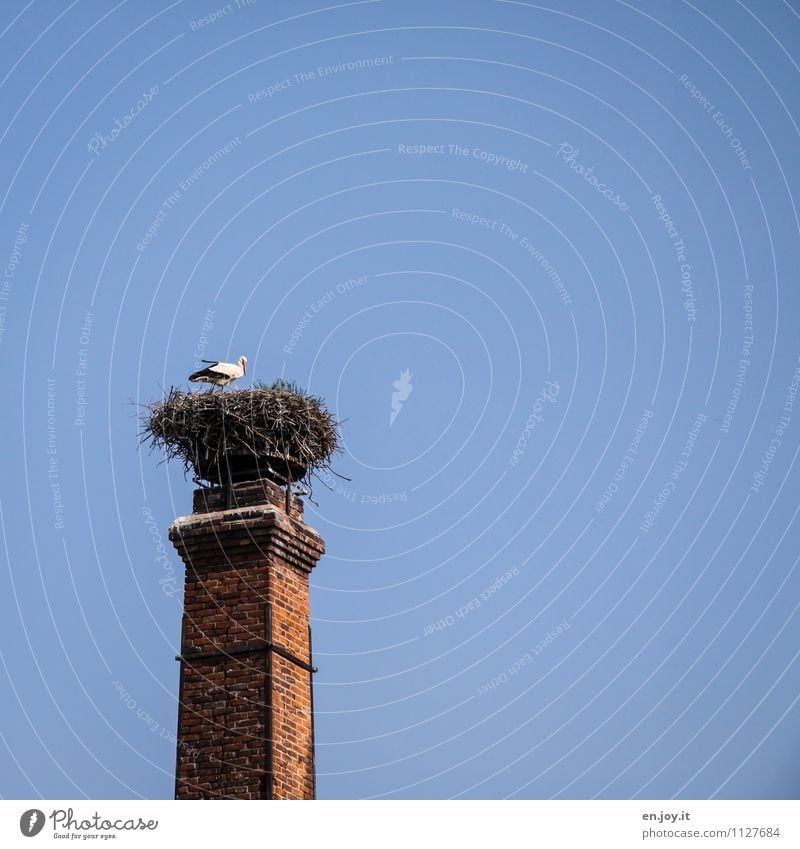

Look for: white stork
[189,355,247,390]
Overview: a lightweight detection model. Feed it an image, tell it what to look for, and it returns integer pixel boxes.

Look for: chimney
[168,477,324,799]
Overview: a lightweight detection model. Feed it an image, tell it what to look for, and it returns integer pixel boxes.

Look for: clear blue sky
[1,0,799,800]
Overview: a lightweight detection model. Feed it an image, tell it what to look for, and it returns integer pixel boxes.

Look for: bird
[189,355,247,390]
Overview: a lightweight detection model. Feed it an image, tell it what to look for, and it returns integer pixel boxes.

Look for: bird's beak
[243,361,247,375]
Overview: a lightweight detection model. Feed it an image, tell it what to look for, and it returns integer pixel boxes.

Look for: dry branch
[141,380,341,489]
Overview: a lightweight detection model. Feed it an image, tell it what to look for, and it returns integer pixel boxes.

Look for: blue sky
[1,0,799,800]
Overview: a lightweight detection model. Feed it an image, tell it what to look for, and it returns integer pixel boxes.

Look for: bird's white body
[189,356,247,389]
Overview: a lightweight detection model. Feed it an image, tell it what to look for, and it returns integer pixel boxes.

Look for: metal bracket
[176,642,317,673]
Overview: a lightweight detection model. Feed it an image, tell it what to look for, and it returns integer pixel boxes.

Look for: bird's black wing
[189,365,221,381]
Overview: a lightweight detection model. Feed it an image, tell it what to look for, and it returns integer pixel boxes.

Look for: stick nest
[141,379,342,488]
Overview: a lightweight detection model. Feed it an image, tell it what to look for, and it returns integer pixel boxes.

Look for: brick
[170,478,323,800]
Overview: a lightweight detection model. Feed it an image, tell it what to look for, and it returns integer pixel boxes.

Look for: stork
[189,356,247,390]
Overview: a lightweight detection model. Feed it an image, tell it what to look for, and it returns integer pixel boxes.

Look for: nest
[141,379,342,489]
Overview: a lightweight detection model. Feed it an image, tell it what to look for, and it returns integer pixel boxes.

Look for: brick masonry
[169,477,324,799]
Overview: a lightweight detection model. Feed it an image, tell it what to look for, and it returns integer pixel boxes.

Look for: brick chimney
[168,477,324,799]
